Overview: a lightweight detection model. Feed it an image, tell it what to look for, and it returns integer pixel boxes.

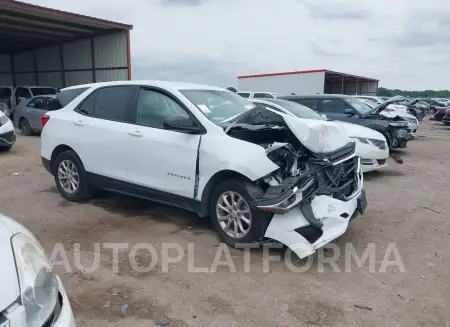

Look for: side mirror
[163,117,204,134]
[321,114,329,120]
[344,108,354,115]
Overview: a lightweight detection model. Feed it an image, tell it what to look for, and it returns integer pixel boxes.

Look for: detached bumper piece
[262,143,365,259]
[0,130,15,146]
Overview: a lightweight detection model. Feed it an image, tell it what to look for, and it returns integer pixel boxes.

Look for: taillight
[436,108,441,114]
[41,115,50,127]
[447,109,450,115]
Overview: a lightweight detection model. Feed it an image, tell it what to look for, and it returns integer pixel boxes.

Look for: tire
[52,150,92,202]
[19,118,33,136]
[0,145,12,152]
[209,179,272,247]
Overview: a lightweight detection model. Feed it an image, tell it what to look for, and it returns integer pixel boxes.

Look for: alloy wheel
[216,191,252,239]
[57,160,79,194]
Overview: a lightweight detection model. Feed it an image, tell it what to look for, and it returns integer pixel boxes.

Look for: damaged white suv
[41,81,367,259]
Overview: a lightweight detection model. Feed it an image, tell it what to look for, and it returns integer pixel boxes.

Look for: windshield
[345,97,373,115]
[360,99,376,108]
[180,89,255,125]
[263,99,325,120]
[31,87,57,96]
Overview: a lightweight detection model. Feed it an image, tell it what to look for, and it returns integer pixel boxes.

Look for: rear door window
[27,97,46,109]
[92,86,134,122]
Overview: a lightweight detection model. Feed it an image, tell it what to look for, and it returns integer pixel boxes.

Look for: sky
[26,0,450,90]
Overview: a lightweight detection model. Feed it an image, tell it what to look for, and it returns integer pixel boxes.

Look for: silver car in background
[14,94,56,135]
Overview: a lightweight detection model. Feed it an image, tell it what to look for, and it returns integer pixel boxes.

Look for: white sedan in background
[251,98,389,173]
[0,214,76,327]
[0,111,15,152]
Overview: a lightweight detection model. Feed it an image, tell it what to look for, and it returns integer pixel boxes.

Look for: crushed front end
[386,118,410,148]
[226,108,367,259]
[257,141,366,259]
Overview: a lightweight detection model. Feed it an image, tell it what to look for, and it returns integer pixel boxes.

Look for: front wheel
[209,179,272,247]
[53,150,92,202]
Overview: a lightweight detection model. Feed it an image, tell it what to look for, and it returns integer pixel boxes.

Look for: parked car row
[0,85,58,119]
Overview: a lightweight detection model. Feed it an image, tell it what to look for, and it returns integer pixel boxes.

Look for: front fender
[197,135,279,200]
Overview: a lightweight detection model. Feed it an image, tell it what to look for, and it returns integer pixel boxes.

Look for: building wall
[0,54,13,85]
[1,31,129,89]
[237,72,326,95]
[325,80,379,95]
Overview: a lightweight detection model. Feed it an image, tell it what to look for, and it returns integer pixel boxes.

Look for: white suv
[41,81,367,259]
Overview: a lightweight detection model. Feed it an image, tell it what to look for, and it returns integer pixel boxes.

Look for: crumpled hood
[283,115,351,153]
[381,109,416,120]
[0,215,22,312]
[333,121,385,140]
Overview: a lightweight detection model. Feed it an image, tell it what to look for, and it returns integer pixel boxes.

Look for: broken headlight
[254,177,315,213]
[0,112,8,126]
[11,233,59,327]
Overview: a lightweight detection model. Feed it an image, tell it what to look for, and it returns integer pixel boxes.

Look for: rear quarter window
[54,87,89,109]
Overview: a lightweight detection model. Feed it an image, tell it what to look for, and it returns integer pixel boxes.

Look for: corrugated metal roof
[238,69,379,82]
[0,0,132,53]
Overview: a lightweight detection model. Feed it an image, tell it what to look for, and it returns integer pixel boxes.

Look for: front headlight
[11,233,59,327]
[351,137,369,144]
[389,122,407,127]
[0,113,8,126]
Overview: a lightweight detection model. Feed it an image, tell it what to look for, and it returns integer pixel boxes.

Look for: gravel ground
[1,119,449,327]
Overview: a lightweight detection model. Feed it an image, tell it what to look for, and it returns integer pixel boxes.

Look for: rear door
[23,97,48,129]
[69,86,134,181]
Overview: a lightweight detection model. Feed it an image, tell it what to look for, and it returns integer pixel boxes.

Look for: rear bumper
[442,116,450,124]
[42,156,52,174]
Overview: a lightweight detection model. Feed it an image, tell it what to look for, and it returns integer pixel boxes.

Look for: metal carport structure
[0,0,133,89]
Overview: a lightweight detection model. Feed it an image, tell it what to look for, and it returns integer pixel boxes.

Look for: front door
[125,87,200,199]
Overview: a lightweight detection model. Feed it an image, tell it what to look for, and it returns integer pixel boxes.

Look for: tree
[378,87,450,98]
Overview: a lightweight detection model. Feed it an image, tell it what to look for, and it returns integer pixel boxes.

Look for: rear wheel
[53,150,92,202]
[19,118,33,136]
[209,179,272,247]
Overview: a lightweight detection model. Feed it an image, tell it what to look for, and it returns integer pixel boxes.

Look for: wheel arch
[199,169,255,217]
[50,145,82,173]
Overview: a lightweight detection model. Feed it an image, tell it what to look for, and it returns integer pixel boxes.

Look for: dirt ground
[1,119,449,327]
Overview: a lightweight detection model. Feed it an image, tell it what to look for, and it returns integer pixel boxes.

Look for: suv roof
[61,80,225,92]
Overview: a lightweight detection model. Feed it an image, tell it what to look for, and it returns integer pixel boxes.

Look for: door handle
[73,120,84,126]
[128,130,143,137]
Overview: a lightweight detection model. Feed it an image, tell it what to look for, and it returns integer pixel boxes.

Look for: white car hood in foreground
[283,115,350,153]
[333,121,385,140]
[0,215,22,312]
